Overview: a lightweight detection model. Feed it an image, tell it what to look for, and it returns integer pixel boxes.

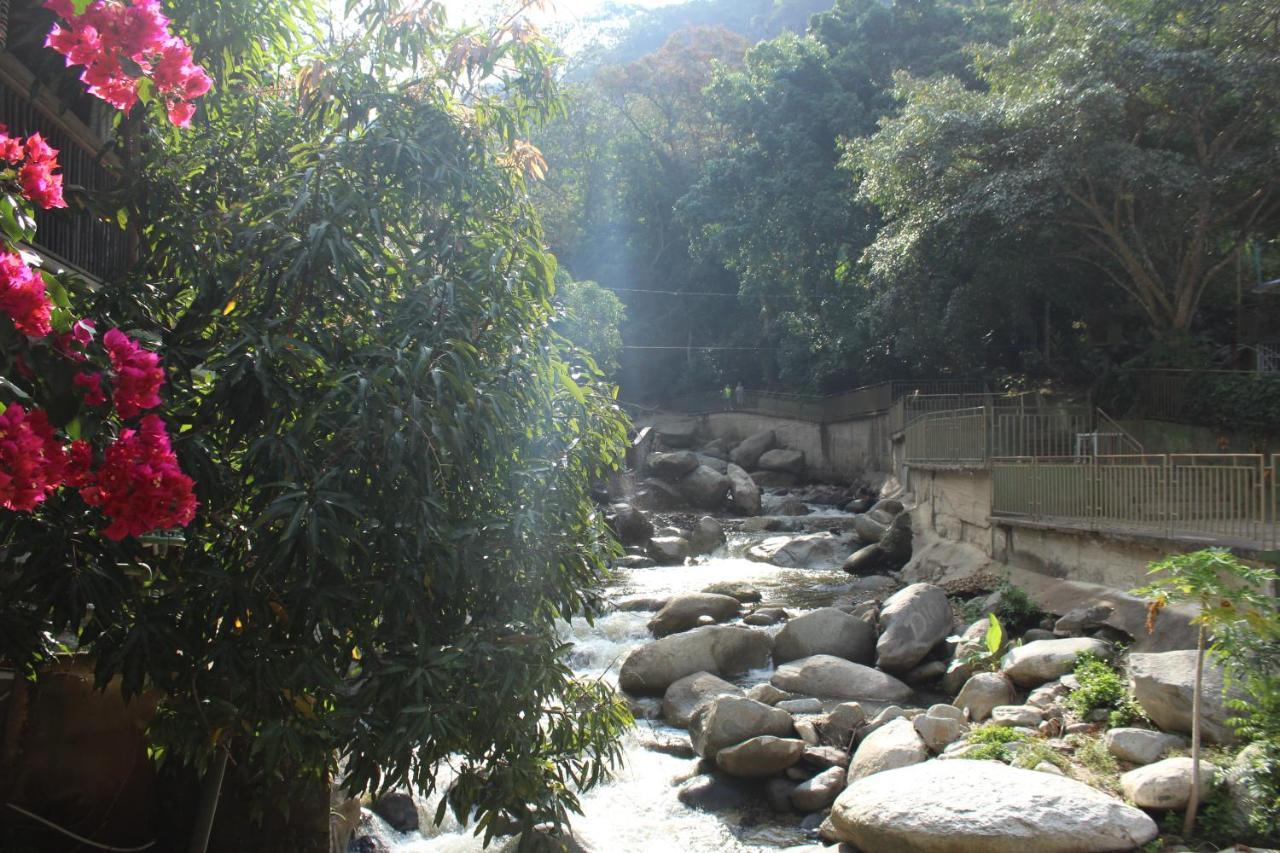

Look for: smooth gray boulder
[847,717,928,781]
[676,465,733,510]
[618,625,773,695]
[954,672,1016,723]
[657,421,700,448]
[725,462,762,515]
[662,671,744,728]
[689,695,794,759]
[609,504,653,546]
[1120,757,1218,809]
[852,513,887,544]
[1129,650,1246,744]
[648,592,741,637]
[758,448,805,475]
[634,478,686,510]
[821,702,868,747]
[876,583,952,672]
[914,710,968,753]
[771,655,913,703]
[730,429,776,470]
[715,735,806,778]
[790,766,846,812]
[745,533,851,570]
[614,593,671,612]
[1104,728,1184,765]
[646,536,691,565]
[688,516,727,555]
[701,581,762,603]
[648,450,699,480]
[773,607,876,665]
[751,470,799,488]
[1001,637,1113,688]
[990,704,1045,728]
[695,454,730,474]
[831,761,1159,851]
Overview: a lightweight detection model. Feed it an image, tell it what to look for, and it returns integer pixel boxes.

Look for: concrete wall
[639,410,892,483]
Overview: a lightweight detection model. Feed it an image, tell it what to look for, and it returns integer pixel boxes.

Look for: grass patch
[961,725,1031,762]
[1067,734,1121,794]
[1065,653,1148,726]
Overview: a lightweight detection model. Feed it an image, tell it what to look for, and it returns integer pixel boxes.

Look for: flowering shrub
[0,128,195,537]
[43,0,212,127]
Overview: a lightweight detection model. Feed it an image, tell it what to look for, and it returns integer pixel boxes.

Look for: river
[360,501,873,852]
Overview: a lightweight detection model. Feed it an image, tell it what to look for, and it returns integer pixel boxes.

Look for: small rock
[777,698,824,715]
[802,745,850,769]
[913,713,968,753]
[648,592,741,638]
[1034,761,1065,775]
[716,735,807,778]
[647,536,691,565]
[1000,637,1113,688]
[1054,604,1114,636]
[746,683,793,705]
[848,718,928,781]
[790,766,846,812]
[662,671,744,728]
[793,718,820,745]
[701,581,762,603]
[954,672,1016,723]
[676,773,757,812]
[1104,728,1184,766]
[648,450,700,480]
[990,705,1045,728]
[743,607,787,626]
[614,594,671,612]
[371,792,418,833]
[820,702,867,748]
[904,660,947,685]
[688,516,727,555]
[689,695,794,759]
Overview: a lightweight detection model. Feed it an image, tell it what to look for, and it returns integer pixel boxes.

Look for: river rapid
[362,501,879,852]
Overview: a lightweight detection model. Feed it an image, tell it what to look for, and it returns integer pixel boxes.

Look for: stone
[371,792,418,833]
[676,465,733,510]
[771,655,913,703]
[790,766,846,812]
[715,735,807,778]
[866,705,905,730]
[609,504,653,546]
[676,773,756,812]
[990,705,1045,728]
[954,672,1016,723]
[701,581,761,604]
[847,718,928,781]
[751,470,801,488]
[618,625,773,695]
[1023,628,1057,642]
[648,593,741,637]
[852,513,887,544]
[871,498,904,516]
[773,607,876,665]
[614,555,657,569]
[725,462,762,515]
[634,478,686,510]
[614,593,670,612]
[904,660,947,685]
[646,536,691,565]
[776,698,823,715]
[802,745,850,769]
[821,702,868,747]
[1001,637,1114,688]
[743,609,783,626]
[633,727,695,758]
[842,543,890,576]
[1129,650,1246,745]
[689,695,794,759]
[793,718,820,746]
[1120,757,1218,809]
[1104,728,1184,766]
[914,712,967,753]
[687,516,727,555]
[758,448,805,475]
[876,583,952,673]
[662,672,744,728]
[657,421,700,448]
[745,683,791,705]
[730,429,777,470]
[655,525,685,537]
[845,497,873,513]
[765,778,797,813]
[1027,680,1071,710]
[876,513,913,571]
[695,454,729,474]
[1054,604,1114,636]
[831,760,1159,851]
[940,659,974,697]
[648,450,699,480]
[745,533,852,570]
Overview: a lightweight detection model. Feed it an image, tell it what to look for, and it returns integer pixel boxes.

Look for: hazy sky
[440,0,687,28]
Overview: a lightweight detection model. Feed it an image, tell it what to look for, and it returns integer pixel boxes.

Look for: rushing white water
[369,525,873,852]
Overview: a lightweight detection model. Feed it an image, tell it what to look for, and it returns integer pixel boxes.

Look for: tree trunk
[1183,623,1206,838]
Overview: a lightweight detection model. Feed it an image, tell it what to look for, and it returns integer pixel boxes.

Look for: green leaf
[985,614,1004,656]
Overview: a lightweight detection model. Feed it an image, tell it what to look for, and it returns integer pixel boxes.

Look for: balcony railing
[656,379,987,424]
[0,51,126,281]
[903,404,1142,467]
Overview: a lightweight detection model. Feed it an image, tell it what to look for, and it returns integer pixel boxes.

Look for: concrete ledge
[991,514,1275,557]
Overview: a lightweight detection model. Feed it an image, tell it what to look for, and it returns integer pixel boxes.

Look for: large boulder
[847,718,928,781]
[701,581,762,604]
[954,672,1016,723]
[634,478,686,510]
[831,761,1159,852]
[730,430,777,470]
[657,421,700,449]
[1104,728,1184,766]
[745,533,851,570]
[875,583,952,673]
[1129,650,1246,744]
[648,593,741,638]
[689,695,794,759]
[758,448,805,475]
[1120,757,1218,809]
[1000,637,1113,688]
[852,513,888,544]
[371,792,419,833]
[662,671,744,728]
[648,450,699,481]
[877,513,913,567]
[676,465,733,510]
[609,504,653,546]
[771,655,912,703]
[715,736,807,778]
[688,516,726,555]
[647,536,691,565]
[695,454,729,474]
[773,608,875,665]
[618,626,773,695]
[725,463,762,515]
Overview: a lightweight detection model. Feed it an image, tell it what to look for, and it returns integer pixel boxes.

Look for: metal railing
[992,454,1279,550]
[657,379,985,424]
[1124,367,1280,425]
[903,404,1142,466]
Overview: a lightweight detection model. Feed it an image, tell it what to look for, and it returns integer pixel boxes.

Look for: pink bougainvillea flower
[65,439,94,488]
[80,414,196,539]
[0,404,68,511]
[74,371,109,406]
[102,327,165,418]
[0,126,23,163]
[0,250,53,337]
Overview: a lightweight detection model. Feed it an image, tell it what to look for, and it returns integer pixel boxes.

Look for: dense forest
[541,0,1280,401]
